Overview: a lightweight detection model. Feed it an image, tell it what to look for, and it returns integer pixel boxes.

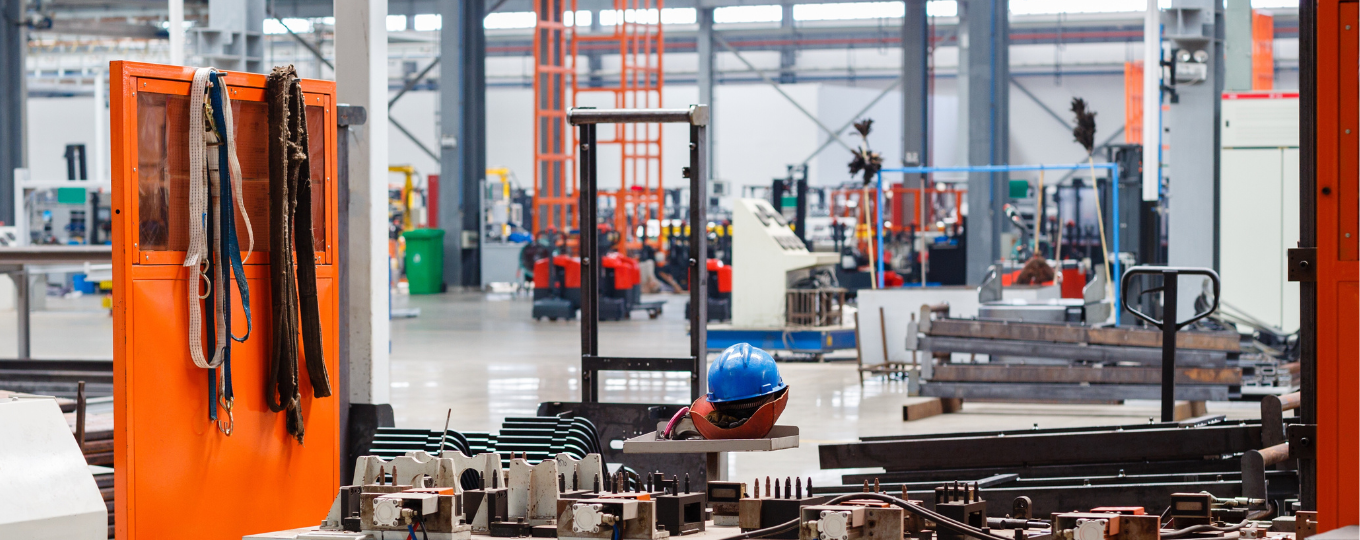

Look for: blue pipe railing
[876,162,1122,323]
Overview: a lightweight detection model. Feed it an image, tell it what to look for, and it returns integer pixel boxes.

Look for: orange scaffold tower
[533,0,665,250]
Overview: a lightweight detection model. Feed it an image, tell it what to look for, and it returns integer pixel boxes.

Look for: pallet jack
[531,230,581,321]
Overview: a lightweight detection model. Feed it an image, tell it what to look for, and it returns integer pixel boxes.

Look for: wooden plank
[929,364,1242,385]
[902,397,963,421]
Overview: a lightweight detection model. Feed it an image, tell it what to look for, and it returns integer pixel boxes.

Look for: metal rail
[567,106,709,126]
[0,246,114,361]
[0,245,112,265]
[819,423,1262,470]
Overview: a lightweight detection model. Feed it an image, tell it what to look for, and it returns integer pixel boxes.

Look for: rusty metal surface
[917,336,1228,365]
[919,381,1231,402]
[924,318,1240,352]
[928,364,1242,385]
[1086,326,1240,351]
[818,424,1262,470]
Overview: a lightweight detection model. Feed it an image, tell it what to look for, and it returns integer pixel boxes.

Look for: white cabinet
[1219,93,1300,332]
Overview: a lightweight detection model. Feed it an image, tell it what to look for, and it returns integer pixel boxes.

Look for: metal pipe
[75,380,86,451]
[169,0,184,65]
[882,164,1118,174]
[1142,0,1162,202]
[568,106,708,126]
[389,58,442,108]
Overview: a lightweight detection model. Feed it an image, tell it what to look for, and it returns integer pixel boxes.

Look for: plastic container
[400,229,445,294]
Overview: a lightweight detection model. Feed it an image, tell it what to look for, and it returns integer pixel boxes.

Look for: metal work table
[623,425,800,482]
[0,246,112,360]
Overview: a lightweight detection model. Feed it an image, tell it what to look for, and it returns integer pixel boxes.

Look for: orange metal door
[110,61,340,540]
[1311,1,1359,530]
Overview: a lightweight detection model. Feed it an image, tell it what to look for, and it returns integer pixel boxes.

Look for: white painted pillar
[169,0,185,66]
[335,0,391,405]
[1142,0,1161,202]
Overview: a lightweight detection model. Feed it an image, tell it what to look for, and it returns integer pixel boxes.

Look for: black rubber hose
[820,493,1011,540]
[718,491,1011,540]
[719,518,801,540]
[1160,504,1274,540]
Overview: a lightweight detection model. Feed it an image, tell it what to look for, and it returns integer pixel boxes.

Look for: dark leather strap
[266,65,331,444]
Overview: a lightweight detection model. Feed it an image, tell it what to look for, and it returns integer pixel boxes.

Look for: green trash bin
[401,228,445,294]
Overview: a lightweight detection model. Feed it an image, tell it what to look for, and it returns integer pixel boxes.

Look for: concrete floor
[4,289,1261,487]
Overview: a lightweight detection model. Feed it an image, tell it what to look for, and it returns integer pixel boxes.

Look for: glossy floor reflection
[3,289,1261,488]
[390,291,1261,487]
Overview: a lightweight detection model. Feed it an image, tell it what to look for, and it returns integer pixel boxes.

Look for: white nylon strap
[186,68,215,369]
[184,67,253,370]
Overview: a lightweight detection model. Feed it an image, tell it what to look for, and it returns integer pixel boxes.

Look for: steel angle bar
[860,415,1232,442]
[818,424,1262,470]
[390,117,441,163]
[929,364,1241,385]
[919,382,1231,402]
[582,356,699,372]
[567,107,707,125]
[816,480,1241,519]
[841,457,1245,485]
[918,336,1229,365]
[925,318,1240,351]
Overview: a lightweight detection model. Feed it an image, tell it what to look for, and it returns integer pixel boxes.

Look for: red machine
[689,259,733,322]
[532,254,581,321]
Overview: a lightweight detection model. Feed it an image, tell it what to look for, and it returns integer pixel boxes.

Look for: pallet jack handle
[1120,266,1221,422]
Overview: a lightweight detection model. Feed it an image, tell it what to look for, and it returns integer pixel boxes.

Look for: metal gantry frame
[570,106,708,404]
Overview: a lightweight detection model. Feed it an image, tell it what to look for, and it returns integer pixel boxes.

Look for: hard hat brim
[690,387,789,440]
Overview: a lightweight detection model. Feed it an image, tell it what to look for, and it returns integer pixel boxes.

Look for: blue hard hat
[706,343,787,403]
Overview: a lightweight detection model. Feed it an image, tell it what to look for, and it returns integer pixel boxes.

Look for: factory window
[386,15,407,32]
[263,18,312,35]
[485,12,537,29]
[793,2,904,21]
[414,14,442,31]
[714,5,782,24]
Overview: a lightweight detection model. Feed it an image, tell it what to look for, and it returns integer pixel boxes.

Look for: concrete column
[779,3,796,83]
[1223,0,1252,91]
[1142,0,1161,202]
[698,7,716,181]
[169,0,185,65]
[959,0,1009,285]
[0,0,25,226]
[335,0,391,405]
[440,0,487,289]
[1164,0,1223,318]
[902,0,928,168]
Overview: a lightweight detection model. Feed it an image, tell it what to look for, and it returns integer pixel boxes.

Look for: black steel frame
[571,106,711,404]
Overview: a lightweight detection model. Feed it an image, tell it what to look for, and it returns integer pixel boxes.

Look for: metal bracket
[1287,424,1317,460]
[1288,248,1317,282]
